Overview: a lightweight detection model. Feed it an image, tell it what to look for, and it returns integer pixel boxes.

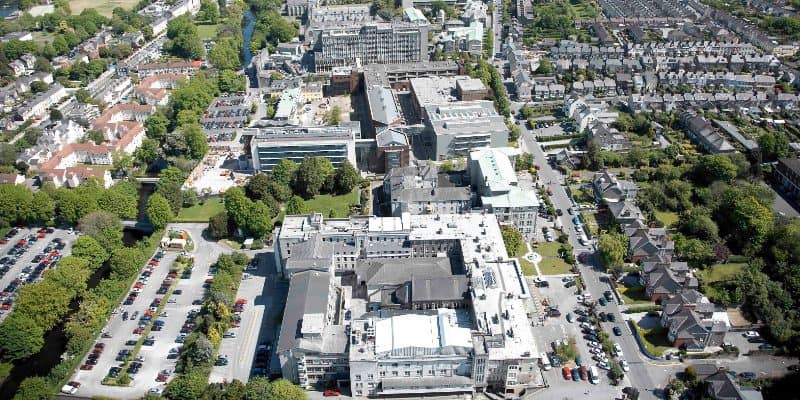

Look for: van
[540,352,551,370]
[589,366,600,384]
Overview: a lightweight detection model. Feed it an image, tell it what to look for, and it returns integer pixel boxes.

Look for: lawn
[197,24,221,41]
[305,189,360,217]
[177,198,225,222]
[618,284,653,305]
[539,257,572,275]
[518,258,537,276]
[698,263,746,284]
[568,0,599,19]
[654,209,679,227]
[535,242,562,257]
[634,323,672,357]
[582,212,599,236]
[71,0,139,16]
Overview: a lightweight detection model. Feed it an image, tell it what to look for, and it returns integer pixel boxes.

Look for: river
[0,0,17,18]
[242,10,255,69]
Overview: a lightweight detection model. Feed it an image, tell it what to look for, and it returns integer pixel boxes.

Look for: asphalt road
[210,250,288,383]
[519,128,672,399]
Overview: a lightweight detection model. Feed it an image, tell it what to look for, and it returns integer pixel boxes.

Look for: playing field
[70,0,140,16]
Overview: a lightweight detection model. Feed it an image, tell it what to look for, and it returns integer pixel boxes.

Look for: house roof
[277,270,331,353]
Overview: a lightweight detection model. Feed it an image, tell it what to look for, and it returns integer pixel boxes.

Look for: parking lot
[527,275,627,398]
[209,250,288,383]
[70,224,230,398]
[0,226,75,323]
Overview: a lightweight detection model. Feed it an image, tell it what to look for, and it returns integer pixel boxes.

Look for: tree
[13,376,51,400]
[218,69,245,93]
[0,314,44,361]
[674,234,714,268]
[245,173,271,201]
[677,208,719,241]
[285,196,308,215]
[271,159,297,186]
[70,236,108,269]
[500,225,524,257]
[145,111,170,141]
[268,181,292,202]
[134,137,161,166]
[270,379,307,400]
[245,201,273,238]
[85,129,105,145]
[78,210,123,250]
[29,80,48,94]
[208,211,229,239]
[224,186,250,225]
[111,150,134,177]
[535,57,553,74]
[180,123,208,160]
[323,105,341,125]
[49,107,63,121]
[109,247,145,279]
[293,157,334,198]
[244,377,272,400]
[147,193,174,230]
[758,131,789,161]
[334,160,360,194]
[729,195,774,250]
[157,182,185,215]
[695,154,737,185]
[598,232,627,274]
[198,0,219,22]
[208,38,241,71]
[165,15,204,59]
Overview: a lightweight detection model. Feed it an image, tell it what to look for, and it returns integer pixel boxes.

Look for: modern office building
[312,22,431,72]
[469,147,539,237]
[423,101,508,160]
[274,212,544,397]
[247,124,358,172]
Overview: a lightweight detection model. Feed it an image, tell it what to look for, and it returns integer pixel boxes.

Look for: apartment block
[246,124,358,173]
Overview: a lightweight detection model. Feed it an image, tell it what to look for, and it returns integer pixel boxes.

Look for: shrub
[250,239,264,250]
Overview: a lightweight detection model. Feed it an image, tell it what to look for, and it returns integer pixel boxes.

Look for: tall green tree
[70,236,108,269]
[271,159,297,186]
[293,157,334,198]
[78,210,123,250]
[334,160,360,194]
[147,193,174,230]
[285,196,308,215]
[0,314,44,361]
[500,225,524,257]
[598,232,627,275]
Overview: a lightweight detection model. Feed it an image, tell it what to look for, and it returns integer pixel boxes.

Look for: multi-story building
[312,22,431,72]
[436,22,484,56]
[246,124,358,173]
[468,147,539,237]
[775,157,800,200]
[424,101,508,160]
[274,212,544,397]
[383,161,472,216]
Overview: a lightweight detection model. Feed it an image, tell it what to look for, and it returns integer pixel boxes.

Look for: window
[404,371,410,377]
[355,375,361,381]
[367,374,373,379]
[392,371,398,376]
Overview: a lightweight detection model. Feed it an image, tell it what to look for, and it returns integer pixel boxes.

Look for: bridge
[122,220,155,233]
[135,177,160,183]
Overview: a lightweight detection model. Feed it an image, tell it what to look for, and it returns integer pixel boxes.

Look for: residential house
[681,111,735,153]
[592,170,638,203]
[627,226,674,264]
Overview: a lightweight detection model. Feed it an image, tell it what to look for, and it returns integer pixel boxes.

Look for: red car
[562,366,571,380]
[156,373,168,382]
[323,390,340,397]
[133,328,144,335]
[0,239,7,244]
[80,364,94,371]
[148,259,159,266]
[134,282,144,289]
[1,303,11,311]
[236,298,248,305]
[37,232,45,238]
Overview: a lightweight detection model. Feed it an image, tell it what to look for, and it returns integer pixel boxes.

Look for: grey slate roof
[277,270,331,353]
[411,275,469,303]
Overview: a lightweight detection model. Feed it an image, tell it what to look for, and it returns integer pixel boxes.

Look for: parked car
[613,326,623,336]
[738,372,756,379]
[562,366,572,380]
[571,368,581,381]
[323,390,341,397]
[743,331,760,338]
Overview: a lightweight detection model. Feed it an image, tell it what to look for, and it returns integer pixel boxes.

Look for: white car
[60,384,78,394]
[743,331,760,338]
[613,343,623,357]
[149,387,164,395]
[597,361,609,370]
[589,347,602,355]
[587,341,600,348]
[619,359,630,372]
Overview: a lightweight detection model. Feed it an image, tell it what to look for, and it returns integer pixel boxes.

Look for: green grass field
[568,0,600,19]
[70,0,140,16]
[176,198,225,222]
[582,212,599,236]
[698,263,746,283]
[618,284,653,305]
[197,24,221,41]
[535,242,562,257]
[305,189,360,217]
[539,258,572,275]
[654,209,679,227]
[518,258,537,276]
[634,323,672,357]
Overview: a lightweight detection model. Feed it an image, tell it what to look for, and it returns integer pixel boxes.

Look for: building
[136,60,202,78]
[247,124,358,172]
[436,22,484,55]
[424,101,508,160]
[36,143,113,188]
[366,86,402,133]
[374,128,410,172]
[681,111,735,154]
[469,147,539,237]
[313,22,431,72]
[409,76,487,117]
[277,269,349,389]
[591,170,638,203]
[704,368,763,400]
[274,212,544,397]
[134,73,183,105]
[16,83,68,121]
[774,157,800,200]
[383,161,472,216]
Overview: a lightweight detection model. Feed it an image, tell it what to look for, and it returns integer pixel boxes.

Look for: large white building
[469,147,539,237]
[424,101,509,160]
[274,212,544,398]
